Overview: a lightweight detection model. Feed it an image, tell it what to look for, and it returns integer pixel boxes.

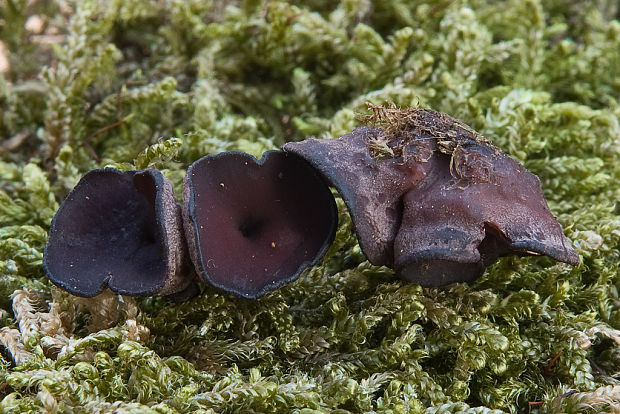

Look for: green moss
[1,0,619,412]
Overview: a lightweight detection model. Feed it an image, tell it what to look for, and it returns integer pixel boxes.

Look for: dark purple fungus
[284,107,580,287]
[43,168,192,297]
[183,151,337,299]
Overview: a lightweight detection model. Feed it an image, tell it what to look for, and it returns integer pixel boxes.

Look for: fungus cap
[183,150,338,298]
[284,108,579,286]
[43,168,190,297]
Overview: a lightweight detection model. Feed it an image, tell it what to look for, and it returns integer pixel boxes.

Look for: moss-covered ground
[0,0,619,412]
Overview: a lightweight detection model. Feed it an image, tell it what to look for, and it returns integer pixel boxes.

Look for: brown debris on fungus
[43,168,192,297]
[183,150,337,299]
[284,106,579,287]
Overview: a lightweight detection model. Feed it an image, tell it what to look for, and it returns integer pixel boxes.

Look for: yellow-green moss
[1,0,619,412]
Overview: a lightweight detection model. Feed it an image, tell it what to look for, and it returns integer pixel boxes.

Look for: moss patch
[1,0,619,412]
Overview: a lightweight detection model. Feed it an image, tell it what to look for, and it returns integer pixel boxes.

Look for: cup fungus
[284,107,580,287]
[183,150,338,298]
[43,168,192,297]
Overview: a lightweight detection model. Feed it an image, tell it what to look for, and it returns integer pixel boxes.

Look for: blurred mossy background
[1,0,619,412]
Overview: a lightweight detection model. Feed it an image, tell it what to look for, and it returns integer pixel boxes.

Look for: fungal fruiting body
[284,107,579,287]
[183,151,338,299]
[43,168,191,297]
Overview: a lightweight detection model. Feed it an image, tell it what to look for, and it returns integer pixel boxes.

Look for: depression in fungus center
[183,151,338,298]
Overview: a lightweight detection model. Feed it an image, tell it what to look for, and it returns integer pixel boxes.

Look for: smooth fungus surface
[183,151,337,298]
[44,168,188,297]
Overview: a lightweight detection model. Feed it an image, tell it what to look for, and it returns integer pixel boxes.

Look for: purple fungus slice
[284,107,579,287]
[43,168,191,297]
[183,150,337,299]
